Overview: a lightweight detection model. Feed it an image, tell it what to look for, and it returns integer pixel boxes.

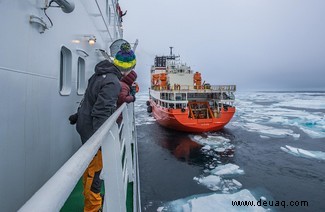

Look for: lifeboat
[160,73,167,89]
[193,72,202,89]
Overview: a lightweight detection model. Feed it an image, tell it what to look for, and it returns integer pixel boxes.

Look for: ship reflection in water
[159,131,236,167]
[136,120,237,211]
[160,136,202,163]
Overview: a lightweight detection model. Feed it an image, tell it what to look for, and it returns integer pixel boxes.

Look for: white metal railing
[210,85,236,92]
[19,102,141,212]
[152,85,236,93]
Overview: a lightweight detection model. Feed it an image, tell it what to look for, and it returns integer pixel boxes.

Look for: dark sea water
[135,92,325,212]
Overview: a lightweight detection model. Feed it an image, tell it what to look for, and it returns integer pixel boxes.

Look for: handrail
[19,102,139,212]
[152,84,236,92]
[95,0,113,41]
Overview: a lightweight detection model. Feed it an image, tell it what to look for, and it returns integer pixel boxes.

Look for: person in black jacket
[71,42,136,211]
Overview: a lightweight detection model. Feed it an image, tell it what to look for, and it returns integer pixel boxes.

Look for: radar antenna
[169,47,173,56]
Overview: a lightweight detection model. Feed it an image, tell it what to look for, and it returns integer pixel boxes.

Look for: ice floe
[194,175,243,192]
[274,99,325,110]
[191,134,231,146]
[193,175,222,191]
[211,163,244,176]
[194,163,244,192]
[281,145,325,161]
[192,134,234,151]
[159,189,266,212]
[190,134,242,192]
[134,93,156,126]
[243,123,300,139]
[235,92,325,138]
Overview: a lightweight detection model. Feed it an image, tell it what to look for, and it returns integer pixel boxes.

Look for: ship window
[109,6,111,24]
[155,56,166,67]
[60,46,72,96]
[106,1,111,24]
[77,57,86,95]
[106,0,109,16]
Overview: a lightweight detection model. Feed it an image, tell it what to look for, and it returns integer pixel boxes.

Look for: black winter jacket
[76,60,122,143]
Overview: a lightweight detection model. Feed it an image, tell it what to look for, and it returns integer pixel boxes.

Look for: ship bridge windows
[77,57,86,95]
[175,93,181,101]
[175,93,187,101]
[188,93,212,100]
[155,56,166,67]
[172,102,186,109]
[60,46,72,96]
[161,93,167,100]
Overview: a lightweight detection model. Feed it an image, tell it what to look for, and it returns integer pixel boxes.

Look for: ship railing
[154,85,236,92]
[19,103,141,212]
[210,85,236,92]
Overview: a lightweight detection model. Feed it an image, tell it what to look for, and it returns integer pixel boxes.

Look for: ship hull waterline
[150,100,235,133]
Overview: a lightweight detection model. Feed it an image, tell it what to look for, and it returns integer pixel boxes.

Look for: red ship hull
[150,100,235,133]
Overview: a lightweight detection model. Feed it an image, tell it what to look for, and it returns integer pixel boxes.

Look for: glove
[132,95,136,102]
[69,113,78,125]
[130,86,136,96]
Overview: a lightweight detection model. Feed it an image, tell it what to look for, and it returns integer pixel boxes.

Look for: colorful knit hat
[113,43,136,72]
[121,70,137,86]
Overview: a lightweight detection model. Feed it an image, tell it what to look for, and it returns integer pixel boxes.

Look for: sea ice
[235,92,325,139]
[193,175,222,191]
[194,163,244,192]
[157,206,164,212]
[162,189,266,212]
[281,145,325,161]
[135,115,156,126]
[243,123,300,139]
[211,163,244,176]
[274,99,325,110]
[190,135,234,156]
[201,145,211,151]
[191,135,230,146]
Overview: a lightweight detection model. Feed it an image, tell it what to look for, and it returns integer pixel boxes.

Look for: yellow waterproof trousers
[83,150,103,212]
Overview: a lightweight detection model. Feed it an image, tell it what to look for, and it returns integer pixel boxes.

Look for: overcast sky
[122,0,325,91]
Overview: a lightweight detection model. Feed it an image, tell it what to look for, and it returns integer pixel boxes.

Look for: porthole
[77,57,86,95]
[60,46,72,95]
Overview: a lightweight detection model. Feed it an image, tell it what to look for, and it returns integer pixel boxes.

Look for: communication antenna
[169,47,173,56]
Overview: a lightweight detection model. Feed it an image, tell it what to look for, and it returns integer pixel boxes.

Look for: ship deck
[61,179,134,211]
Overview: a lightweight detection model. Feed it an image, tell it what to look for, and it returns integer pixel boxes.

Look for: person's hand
[132,95,136,102]
[130,86,136,96]
[69,113,78,125]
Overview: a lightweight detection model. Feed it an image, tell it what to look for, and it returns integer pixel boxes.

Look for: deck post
[123,107,134,182]
[101,123,126,212]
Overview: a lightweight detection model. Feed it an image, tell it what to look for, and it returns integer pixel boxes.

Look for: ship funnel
[52,0,75,13]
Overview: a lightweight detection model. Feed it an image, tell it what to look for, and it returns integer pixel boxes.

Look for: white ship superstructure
[0,1,140,211]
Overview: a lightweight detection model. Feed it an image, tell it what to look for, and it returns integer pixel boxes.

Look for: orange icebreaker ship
[147,48,236,133]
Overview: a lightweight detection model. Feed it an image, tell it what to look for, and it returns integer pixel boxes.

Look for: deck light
[88,36,96,46]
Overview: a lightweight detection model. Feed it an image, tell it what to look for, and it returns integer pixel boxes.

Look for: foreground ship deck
[148,48,236,132]
[1,0,140,211]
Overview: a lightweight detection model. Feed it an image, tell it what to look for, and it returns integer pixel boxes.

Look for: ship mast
[167,46,177,60]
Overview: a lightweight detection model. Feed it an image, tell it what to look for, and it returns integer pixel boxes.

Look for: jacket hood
[95,60,123,79]
[121,70,137,86]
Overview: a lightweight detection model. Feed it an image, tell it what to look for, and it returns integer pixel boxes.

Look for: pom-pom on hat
[121,70,137,86]
[113,43,136,72]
